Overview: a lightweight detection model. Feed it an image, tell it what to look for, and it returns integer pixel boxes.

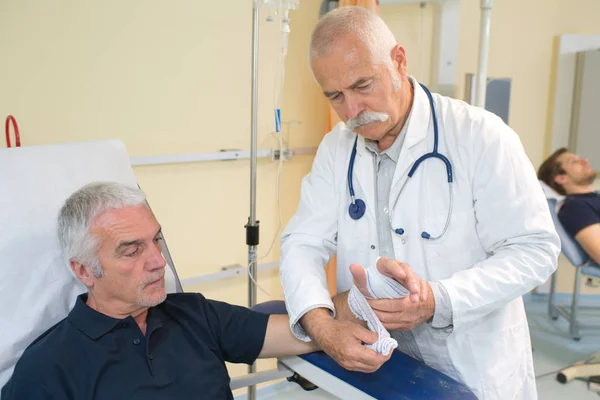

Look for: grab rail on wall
[180,261,280,287]
[131,147,316,166]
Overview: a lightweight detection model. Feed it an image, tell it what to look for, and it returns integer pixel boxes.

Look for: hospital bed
[0,140,476,399]
[541,182,600,385]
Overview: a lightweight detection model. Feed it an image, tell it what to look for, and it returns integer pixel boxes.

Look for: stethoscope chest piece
[348,199,366,220]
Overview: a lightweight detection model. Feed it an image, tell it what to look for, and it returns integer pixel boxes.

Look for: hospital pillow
[0,140,178,392]
[539,180,566,210]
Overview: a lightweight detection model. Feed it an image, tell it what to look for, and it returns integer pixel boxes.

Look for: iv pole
[246,1,261,399]
[246,1,297,398]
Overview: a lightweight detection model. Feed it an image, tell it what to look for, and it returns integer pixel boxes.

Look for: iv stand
[246,1,260,399]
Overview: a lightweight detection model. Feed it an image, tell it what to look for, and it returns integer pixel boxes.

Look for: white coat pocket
[424,210,484,280]
[465,318,532,399]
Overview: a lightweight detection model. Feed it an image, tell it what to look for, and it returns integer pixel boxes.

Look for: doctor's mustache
[346,111,390,130]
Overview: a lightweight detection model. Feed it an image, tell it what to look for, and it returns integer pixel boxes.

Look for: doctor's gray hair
[57,182,147,279]
[309,7,399,88]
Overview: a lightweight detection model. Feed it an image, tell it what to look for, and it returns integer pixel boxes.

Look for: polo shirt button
[133,338,141,345]
[149,354,154,360]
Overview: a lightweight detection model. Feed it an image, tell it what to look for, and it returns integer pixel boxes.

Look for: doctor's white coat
[280,82,560,399]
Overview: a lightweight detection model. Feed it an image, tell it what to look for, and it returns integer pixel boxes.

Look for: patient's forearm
[575,224,600,265]
[258,315,319,358]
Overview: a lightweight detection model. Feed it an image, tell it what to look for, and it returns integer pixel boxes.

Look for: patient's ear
[554,174,567,186]
[70,260,94,288]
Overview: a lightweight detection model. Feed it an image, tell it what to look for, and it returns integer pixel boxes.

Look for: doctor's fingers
[376,257,409,279]
[343,346,391,372]
[367,297,407,313]
[330,330,388,371]
[419,279,429,302]
[376,258,421,299]
[349,263,371,297]
[406,279,429,304]
[341,358,387,373]
[351,323,379,345]
[374,310,415,331]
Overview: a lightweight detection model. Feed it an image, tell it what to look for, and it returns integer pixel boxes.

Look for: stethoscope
[347,83,453,241]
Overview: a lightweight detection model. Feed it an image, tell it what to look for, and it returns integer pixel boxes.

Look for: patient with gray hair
[2,181,316,400]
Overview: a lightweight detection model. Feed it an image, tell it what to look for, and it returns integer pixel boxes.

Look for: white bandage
[347,267,409,356]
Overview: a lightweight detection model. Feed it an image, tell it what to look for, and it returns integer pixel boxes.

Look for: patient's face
[90,205,167,313]
[557,151,597,186]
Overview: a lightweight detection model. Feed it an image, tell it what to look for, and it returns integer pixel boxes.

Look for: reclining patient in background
[539,148,600,263]
[1,182,317,399]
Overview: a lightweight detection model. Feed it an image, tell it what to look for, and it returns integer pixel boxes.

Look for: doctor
[280,6,560,400]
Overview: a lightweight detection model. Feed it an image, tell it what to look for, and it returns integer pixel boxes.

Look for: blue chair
[547,198,600,340]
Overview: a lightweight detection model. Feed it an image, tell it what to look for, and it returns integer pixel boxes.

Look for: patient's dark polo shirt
[1,293,270,399]
[558,192,600,237]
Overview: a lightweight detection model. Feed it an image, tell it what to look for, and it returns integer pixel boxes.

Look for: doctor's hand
[300,309,391,373]
[352,257,435,331]
[350,257,424,303]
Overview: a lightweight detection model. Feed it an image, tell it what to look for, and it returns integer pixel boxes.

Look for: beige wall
[380,2,434,85]
[454,0,560,168]
[455,0,600,166]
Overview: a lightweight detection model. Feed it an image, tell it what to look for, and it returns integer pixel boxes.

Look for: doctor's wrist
[300,308,334,342]
[424,281,436,322]
[428,281,454,329]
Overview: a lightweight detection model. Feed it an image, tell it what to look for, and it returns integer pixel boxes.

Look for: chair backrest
[0,140,180,390]
[546,198,590,267]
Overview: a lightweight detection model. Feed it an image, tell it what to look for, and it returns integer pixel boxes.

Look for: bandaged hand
[351,257,434,331]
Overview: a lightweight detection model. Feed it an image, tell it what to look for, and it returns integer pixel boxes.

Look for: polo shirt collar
[67,294,126,340]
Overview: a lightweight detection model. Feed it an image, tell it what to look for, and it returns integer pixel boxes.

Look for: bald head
[310,7,398,71]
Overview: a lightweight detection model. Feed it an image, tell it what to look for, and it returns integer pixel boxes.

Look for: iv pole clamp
[245,220,260,247]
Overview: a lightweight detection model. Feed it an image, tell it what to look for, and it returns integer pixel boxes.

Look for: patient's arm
[332,290,367,326]
[575,223,600,264]
[258,315,319,358]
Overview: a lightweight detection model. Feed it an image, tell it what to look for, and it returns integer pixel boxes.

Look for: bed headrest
[539,180,565,209]
[0,140,178,390]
